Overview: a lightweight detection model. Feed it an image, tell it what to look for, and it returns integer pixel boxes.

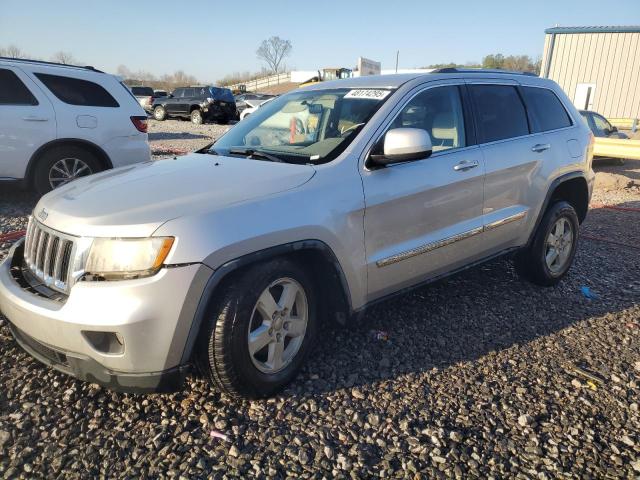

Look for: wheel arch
[26,138,113,185]
[527,171,590,247]
[177,240,353,365]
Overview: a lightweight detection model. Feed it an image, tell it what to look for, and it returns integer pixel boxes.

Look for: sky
[1,0,639,83]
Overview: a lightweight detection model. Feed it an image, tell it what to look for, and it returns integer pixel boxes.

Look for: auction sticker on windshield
[344,89,391,100]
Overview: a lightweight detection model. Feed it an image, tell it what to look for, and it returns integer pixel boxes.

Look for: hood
[35,153,316,238]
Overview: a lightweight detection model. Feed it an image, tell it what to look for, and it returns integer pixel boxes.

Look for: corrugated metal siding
[542,32,640,119]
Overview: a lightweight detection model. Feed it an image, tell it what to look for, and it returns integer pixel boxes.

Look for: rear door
[0,66,56,179]
[467,82,547,253]
[166,88,185,114]
[361,82,487,300]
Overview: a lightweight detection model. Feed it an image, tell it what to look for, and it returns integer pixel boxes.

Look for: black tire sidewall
[205,260,318,397]
[34,146,102,195]
[532,201,579,281]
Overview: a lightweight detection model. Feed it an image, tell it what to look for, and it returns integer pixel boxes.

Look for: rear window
[35,73,119,107]
[209,87,235,102]
[131,86,154,96]
[0,69,38,105]
[469,85,529,143]
[522,87,572,132]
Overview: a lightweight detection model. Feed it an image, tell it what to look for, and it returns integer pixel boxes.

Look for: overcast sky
[1,0,638,82]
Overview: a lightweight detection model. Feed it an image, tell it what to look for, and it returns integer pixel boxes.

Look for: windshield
[211,87,393,164]
[131,86,154,96]
[210,87,235,102]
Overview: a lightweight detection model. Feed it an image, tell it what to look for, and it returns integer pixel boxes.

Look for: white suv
[0,58,150,194]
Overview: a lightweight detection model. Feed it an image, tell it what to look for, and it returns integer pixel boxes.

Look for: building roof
[545,26,640,34]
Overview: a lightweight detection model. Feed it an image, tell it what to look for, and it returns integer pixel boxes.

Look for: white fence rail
[227,72,291,92]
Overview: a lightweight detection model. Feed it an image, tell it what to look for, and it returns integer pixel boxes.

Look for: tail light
[131,116,148,133]
[587,132,595,167]
[147,96,153,104]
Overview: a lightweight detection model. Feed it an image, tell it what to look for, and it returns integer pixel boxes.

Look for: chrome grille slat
[23,219,79,294]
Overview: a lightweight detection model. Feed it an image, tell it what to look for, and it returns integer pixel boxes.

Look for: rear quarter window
[522,86,572,132]
[35,73,119,107]
[469,84,529,143]
[0,68,38,105]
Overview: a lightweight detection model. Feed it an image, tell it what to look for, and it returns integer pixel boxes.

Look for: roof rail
[431,67,538,77]
[0,56,104,73]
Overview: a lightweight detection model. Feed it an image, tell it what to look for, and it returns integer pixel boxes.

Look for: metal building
[541,26,640,119]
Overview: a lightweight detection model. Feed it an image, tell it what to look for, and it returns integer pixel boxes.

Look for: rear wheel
[191,109,203,125]
[33,146,103,195]
[153,106,166,121]
[196,259,317,399]
[515,201,579,286]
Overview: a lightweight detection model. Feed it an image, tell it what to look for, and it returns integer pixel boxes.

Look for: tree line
[424,53,541,74]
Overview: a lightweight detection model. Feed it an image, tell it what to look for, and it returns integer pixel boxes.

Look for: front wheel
[190,109,203,125]
[153,106,166,121]
[196,259,317,399]
[515,201,579,286]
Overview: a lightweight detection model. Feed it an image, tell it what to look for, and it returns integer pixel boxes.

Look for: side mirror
[610,125,618,133]
[369,128,433,167]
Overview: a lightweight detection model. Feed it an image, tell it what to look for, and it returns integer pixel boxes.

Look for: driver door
[360,83,487,300]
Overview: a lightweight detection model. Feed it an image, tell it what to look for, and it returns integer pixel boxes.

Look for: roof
[545,26,640,34]
[0,56,103,72]
[301,70,546,91]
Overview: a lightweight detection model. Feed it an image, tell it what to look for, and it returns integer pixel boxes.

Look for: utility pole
[395,51,399,73]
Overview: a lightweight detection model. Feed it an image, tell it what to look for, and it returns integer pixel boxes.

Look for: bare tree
[51,51,79,65]
[4,45,26,58]
[256,36,292,73]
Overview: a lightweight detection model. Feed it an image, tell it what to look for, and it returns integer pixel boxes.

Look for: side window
[185,88,196,97]
[592,114,611,135]
[35,73,119,107]
[521,87,572,132]
[469,85,529,143]
[0,69,39,105]
[389,85,466,152]
[173,89,183,98]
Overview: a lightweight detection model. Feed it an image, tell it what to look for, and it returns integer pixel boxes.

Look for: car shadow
[593,157,640,181]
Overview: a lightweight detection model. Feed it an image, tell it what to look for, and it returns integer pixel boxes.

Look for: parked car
[239,96,276,121]
[130,86,156,112]
[580,110,629,139]
[0,70,594,399]
[0,57,150,194]
[235,93,275,119]
[152,86,236,124]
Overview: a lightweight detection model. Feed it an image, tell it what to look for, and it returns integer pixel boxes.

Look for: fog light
[82,331,125,355]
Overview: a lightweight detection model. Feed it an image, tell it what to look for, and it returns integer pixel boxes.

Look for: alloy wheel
[544,217,574,274]
[247,277,309,374]
[48,157,93,189]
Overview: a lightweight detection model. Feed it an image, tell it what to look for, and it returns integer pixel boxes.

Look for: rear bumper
[9,322,190,393]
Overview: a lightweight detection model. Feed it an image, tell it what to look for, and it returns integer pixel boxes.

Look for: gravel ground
[148,119,231,156]
[1,133,639,478]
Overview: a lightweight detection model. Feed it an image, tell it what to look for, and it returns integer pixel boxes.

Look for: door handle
[22,116,49,122]
[531,143,551,153]
[453,160,479,171]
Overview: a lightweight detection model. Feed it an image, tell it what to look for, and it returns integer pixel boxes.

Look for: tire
[153,106,166,121]
[196,259,318,399]
[515,201,579,286]
[190,109,203,125]
[33,146,103,195]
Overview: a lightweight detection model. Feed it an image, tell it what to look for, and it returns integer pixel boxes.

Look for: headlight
[85,237,174,280]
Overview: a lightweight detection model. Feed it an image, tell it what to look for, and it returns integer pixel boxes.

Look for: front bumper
[0,240,203,393]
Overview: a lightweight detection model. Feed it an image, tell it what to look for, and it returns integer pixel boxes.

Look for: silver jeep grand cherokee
[0,70,594,399]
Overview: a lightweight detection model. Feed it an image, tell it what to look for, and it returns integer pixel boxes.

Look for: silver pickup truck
[0,69,594,399]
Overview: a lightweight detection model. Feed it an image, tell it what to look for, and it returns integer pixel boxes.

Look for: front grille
[23,218,77,294]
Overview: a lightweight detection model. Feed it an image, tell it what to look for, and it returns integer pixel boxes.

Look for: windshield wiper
[228,148,284,163]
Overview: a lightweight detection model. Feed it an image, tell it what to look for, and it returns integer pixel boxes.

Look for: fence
[227,72,291,92]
